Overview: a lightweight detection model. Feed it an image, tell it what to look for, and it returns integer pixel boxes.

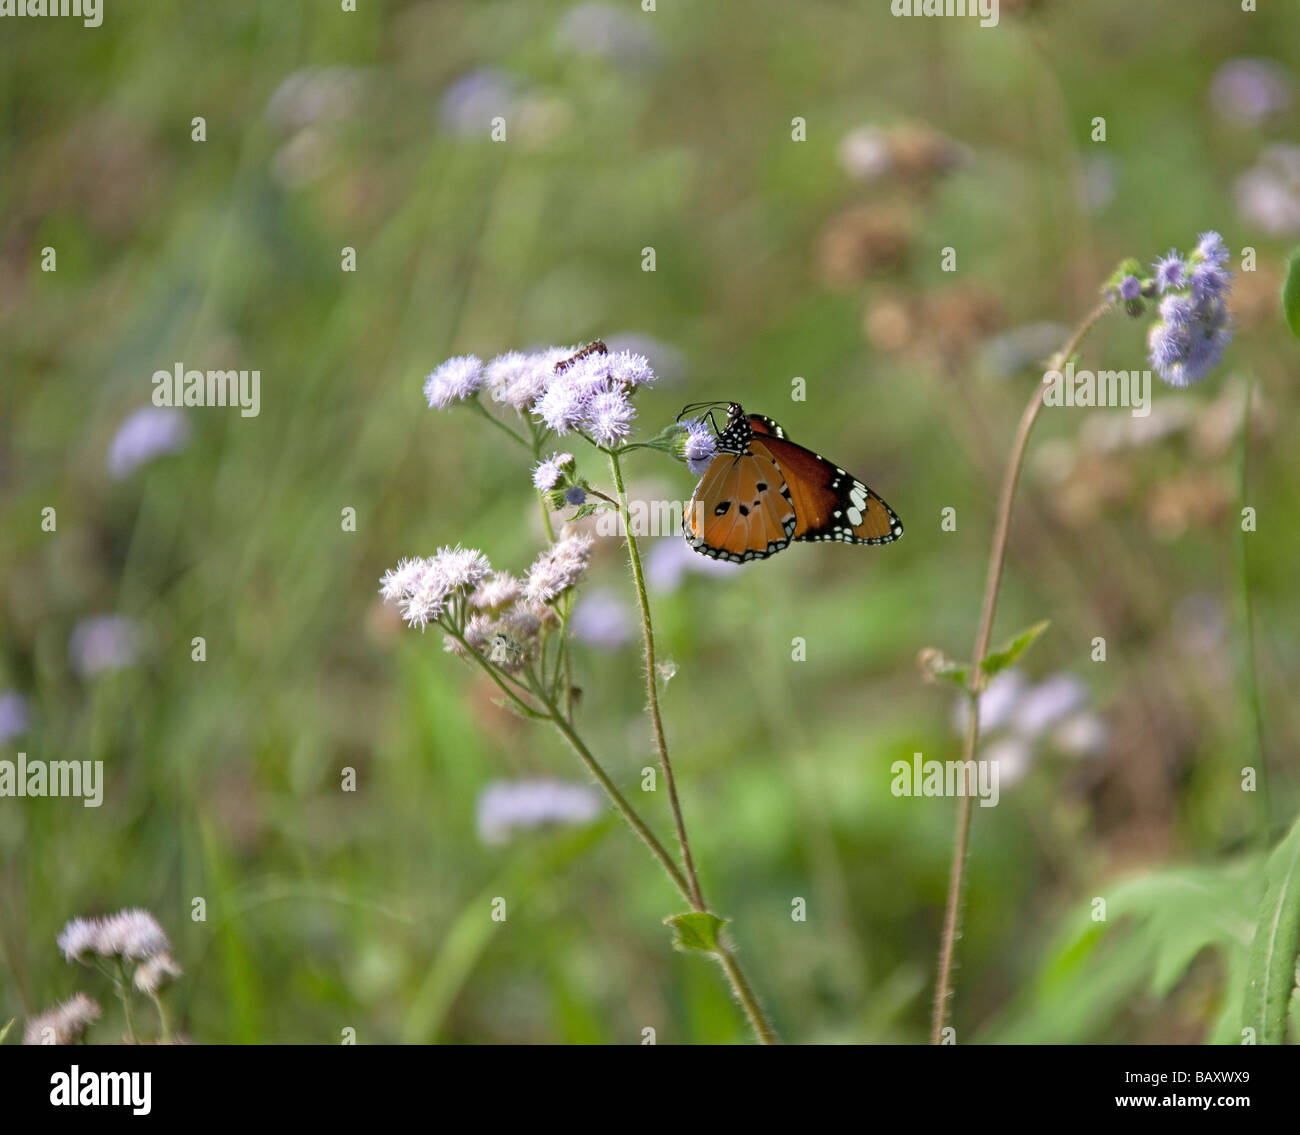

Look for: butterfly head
[677,401,751,452]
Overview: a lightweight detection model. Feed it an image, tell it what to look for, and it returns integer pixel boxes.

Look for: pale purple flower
[524,533,593,603]
[1053,711,1109,758]
[378,557,427,605]
[485,351,552,411]
[1011,674,1088,738]
[1153,251,1187,293]
[439,68,516,136]
[265,65,367,133]
[951,668,1028,736]
[1235,146,1300,235]
[533,372,592,435]
[432,544,492,593]
[1146,236,1233,386]
[583,387,636,446]
[1195,230,1230,267]
[23,993,101,1046]
[69,615,141,677]
[67,908,171,961]
[532,452,573,491]
[984,736,1032,788]
[1209,58,1292,127]
[56,918,102,962]
[978,322,1069,377]
[1188,259,1231,302]
[555,3,660,68]
[1081,153,1117,213]
[134,952,183,994]
[108,407,190,479]
[1158,294,1196,329]
[1147,304,1231,387]
[606,350,656,388]
[570,588,633,649]
[604,333,686,385]
[476,778,603,846]
[380,546,490,629]
[683,419,718,475]
[423,355,484,409]
[1118,275,1141,301]
[0,690,29,743]
[470,573,522,611]
[645,536,741,592]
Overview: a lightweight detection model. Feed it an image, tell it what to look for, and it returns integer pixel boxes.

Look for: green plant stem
[469,399,530,448]
[150,991,172,1044]
[605,449,776,1044]
[930,300,1111,1045]
[543,700,694,902]
[115,961,138,1043]
[606,450,706,911]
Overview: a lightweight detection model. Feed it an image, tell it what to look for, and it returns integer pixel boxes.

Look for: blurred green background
[2,0,1299,1044]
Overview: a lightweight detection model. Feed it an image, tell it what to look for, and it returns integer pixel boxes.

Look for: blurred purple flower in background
[265,66,368,133]
[1235,144,1300,236]
[978,322,1069,378]
[69,616,141,677]
[645,536,740,593]
[0,690,30,742]
[476,779,603,846]
[439,68,518,136]
[108,407,190,479]
[554,3,660,68]
[1208,58,1292,127]
[952,668,1107,787]
[570,587,633,650]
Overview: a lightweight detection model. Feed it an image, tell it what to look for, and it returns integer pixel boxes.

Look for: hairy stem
[607,450,706,910]
[930,300,1111,1045]
[606,448,777,1044]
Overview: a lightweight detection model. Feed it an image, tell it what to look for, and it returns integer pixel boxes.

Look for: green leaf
[627,422,688,457]
[1282,249,1300,338]
[980,620,1050,677]
[0,1018,13,1044]
[1243,814,1300,1044]
[665,911,728,953]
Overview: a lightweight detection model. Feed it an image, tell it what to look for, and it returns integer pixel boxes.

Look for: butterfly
[681,401,903,563]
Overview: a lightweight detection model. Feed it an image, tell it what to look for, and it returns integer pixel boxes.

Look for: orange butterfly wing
[684,441,797,562]
[754,429,903,546]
